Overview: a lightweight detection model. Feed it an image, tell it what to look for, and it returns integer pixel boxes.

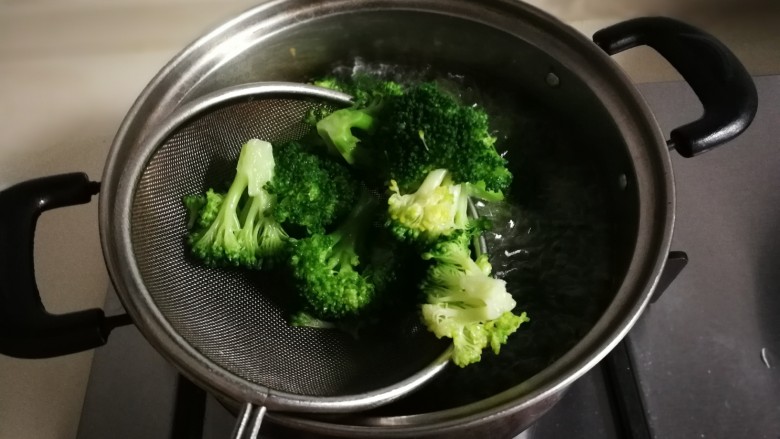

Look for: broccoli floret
[313,75,405,166]
[290,310,377,340]
[387,168,504,244]
[314,75,404,109]
[374,82,513,194]
[266,141,359,235]
[420,228,529,367]
[186,139,288,268]
[184,190,224,230]
[183,193,206,229]
[313,77,345,92]
[303,106,335,127]
[362,243,399,294]
[316,108,375,165]
[288,191,382,319]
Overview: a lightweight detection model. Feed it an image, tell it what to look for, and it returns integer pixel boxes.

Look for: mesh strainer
[103,83,451,437]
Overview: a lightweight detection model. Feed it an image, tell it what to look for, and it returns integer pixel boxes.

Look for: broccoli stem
[316,108,375,165]
[328,191,377,270]
[258,218,288,257]
[239,139,275,197]
[237,192,265,263]
[188,139,281,267]
[202,138,266,248]
[290,311,336,329]
[183,194,206,230]
[417,169,450,197]
[192,170,246,260]
[463,182,504,202]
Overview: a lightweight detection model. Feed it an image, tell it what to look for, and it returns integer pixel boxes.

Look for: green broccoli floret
[374,82,513,194]
[303,106,335,127]
[362,242,399,294]
[183,193,206,229]
[314,75,404,109]
[313,77,345,92]
[316,108,375,165]
[185,139,288,268]
[313,75,405,166]
[288,191,382,320]
[266,141,359,235]
[290,310,375,339]
[184,190,224,230]
[386,168,503,244]
[420,228,529,367]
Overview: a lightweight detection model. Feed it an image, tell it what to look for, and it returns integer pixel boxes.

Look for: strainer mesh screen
[130,97,445,397]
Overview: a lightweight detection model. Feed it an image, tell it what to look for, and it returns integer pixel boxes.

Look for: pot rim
[99,0,674,432]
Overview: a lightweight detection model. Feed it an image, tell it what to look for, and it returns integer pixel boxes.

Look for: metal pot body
[100,0,675,436]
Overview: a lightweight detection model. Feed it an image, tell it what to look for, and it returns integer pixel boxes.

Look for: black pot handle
[593,17,758,158]
[0,173,131,359]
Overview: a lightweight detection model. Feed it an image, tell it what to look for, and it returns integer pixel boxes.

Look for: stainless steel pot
[0,0,756,437]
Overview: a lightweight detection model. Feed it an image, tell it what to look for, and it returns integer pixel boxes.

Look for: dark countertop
[626,76,780,439]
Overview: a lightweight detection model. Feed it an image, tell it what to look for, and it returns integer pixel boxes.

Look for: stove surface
[627,78,780,439]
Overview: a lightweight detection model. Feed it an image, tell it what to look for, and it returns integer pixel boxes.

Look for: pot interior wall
[180,9,640,413]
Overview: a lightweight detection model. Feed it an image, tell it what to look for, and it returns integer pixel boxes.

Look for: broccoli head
[316,108,375,165]
[289,191,383,320]
[183,191,221,230]
[185,139,288,269]
[374,82,513,194]
[420,228,529,367]
[266,141,359,235]
[386,168,503,244]
[314,75,404,109]
[312,75,406,167]
[312,77,345,92]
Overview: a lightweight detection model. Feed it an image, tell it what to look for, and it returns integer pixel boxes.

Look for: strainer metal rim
[104,81,453,413]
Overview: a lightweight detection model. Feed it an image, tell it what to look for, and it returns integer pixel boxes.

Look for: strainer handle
[0,173,131,359]
[232,403,267,439]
